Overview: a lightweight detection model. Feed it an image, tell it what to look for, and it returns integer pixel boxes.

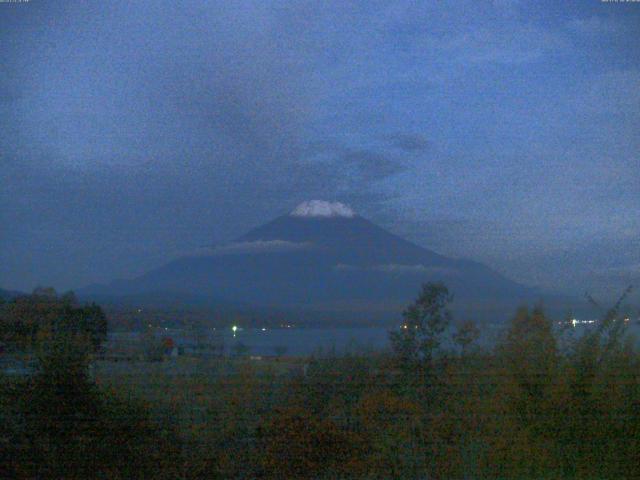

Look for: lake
[109,321,640,357]
[219,323,508,356]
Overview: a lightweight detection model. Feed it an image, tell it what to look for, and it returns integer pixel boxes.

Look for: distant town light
[569,318,597,327]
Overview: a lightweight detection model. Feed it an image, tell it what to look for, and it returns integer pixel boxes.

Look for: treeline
[0,289,180,478]
[0,287,107,352]
[1,284,639,478]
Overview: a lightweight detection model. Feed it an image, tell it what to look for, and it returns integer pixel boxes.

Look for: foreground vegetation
[1,285,639,479]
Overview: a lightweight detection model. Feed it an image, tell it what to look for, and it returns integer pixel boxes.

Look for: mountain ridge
[78,202,575,323]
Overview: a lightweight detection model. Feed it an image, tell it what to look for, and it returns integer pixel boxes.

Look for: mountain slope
[80,201,546,322]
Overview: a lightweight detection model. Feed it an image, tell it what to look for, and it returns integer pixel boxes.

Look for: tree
[32,286,57,300]
[141,327,164,361]
[498,305,558,400]
[1,293,183,479]
[389,282,453,369]
[3,329,183,479]
[453,320,480,355]
[0,289,107,353]
[257,405,355,479]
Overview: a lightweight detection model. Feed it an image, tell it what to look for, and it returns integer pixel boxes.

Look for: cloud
[289,142,412,205]
[334,263,458,275]
[491,0,521,13]
[594,263,640,282]
[192,240,314,256]
[0,83,22,103]
[567,16,622,36]
[384,133,430,152]
[443,25,569,65]
[569,69,640,115]
[372,264,455,275]
[343,150,408,180]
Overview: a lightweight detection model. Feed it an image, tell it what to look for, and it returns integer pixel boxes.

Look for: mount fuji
[81,201,552,323]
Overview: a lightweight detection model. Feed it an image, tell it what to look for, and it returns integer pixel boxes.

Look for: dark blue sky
[1,0,638,298]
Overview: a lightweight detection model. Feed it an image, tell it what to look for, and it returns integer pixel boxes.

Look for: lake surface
[225,323,640,356]
[110,322,640,357]
[224,327,392,356]
[216,323,508,356]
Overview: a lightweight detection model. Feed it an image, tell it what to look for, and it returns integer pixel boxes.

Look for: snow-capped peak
[290,200,355,218]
